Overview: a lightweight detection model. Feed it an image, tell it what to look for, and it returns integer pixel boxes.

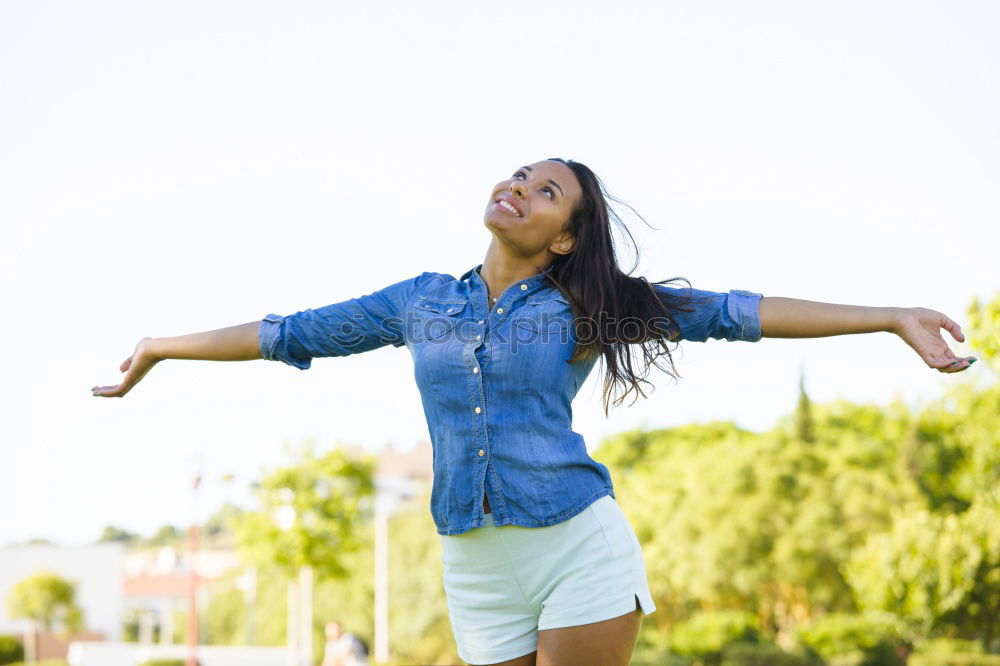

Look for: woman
[92,158,974,666]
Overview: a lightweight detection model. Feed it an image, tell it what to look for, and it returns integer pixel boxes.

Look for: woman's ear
[550,232,575,256]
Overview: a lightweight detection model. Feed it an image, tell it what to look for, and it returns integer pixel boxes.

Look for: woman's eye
[511,171,553,199]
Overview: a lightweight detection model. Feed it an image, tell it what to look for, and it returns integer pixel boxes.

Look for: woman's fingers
[938,313,965,343]
[942,356,976,373]
[93,340,160,397]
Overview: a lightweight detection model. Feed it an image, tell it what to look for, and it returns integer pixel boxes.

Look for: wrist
[142,336,168,362]
[888,307,911,335]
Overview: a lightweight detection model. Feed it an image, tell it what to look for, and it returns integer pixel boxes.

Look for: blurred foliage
[795,611,909,665]
[909,655,1000,666]
[97,525,139,545]
[0,635,24,665]
[203,503,244,548]
[4,571,84,635]
[122,608,161,643]
[669,609,761,661]
[230,443,375,578]
[721,641,816,666]
[204,490,458,664]
[844,489,999,639]
[194,291,1000,664]
[966,291,1000,375]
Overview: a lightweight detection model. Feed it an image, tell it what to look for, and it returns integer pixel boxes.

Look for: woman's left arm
[758,297,976,373]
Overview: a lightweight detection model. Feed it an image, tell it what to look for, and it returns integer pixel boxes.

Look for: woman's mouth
[494,197,523,217]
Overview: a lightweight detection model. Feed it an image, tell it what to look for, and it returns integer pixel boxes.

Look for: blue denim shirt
[259,264,763,535]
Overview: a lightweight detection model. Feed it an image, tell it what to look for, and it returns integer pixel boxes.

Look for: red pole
[187,473,201,666]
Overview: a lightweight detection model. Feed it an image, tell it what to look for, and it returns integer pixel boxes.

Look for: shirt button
[476,334,482,340]
[497,307,503,314]
[478,319,484,325]
[472,367,479,374]
[478,449,485,456]
[520,284,527,290]
[474,406,481,414]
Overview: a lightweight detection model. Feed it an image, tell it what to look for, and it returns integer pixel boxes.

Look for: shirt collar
[460,262,555,287]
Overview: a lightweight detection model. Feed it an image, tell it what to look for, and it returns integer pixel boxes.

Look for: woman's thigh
[536,601,642,666]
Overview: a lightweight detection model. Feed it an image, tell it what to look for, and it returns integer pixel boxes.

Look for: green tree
[97,525,138,544]
[5,571,85,635]
[602,399,924,643]
[146,525,180,547]
[795,372,815,444]
[966,291,1000,375]
[203,503,244,546]
[230,443,375,577]
[844,489,1000,647]
[225,442,377,660]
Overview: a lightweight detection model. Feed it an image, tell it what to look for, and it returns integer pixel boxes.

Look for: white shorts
[439,493,656,664]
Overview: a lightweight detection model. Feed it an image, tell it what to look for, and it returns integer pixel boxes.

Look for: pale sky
[2,1,997,546]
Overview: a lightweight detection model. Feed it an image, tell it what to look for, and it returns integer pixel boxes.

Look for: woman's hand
[892,307,977,373]
[91,337,163,397]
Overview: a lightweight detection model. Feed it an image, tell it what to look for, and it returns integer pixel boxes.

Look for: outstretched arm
[759,297,976,373]
[91,322,263,398]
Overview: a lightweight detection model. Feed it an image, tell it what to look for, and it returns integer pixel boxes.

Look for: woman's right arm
[91,321,263,398]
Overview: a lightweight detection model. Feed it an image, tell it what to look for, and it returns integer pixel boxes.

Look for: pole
[373,505,389,663]
[298,565,313,666]
[186,472,201,666]
[24,620,37,664]
[244,566,257,646]
[286,575,299,666]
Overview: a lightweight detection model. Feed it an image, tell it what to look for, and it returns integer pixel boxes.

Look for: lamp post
[233,566,257,646]
[373,474,423,664]
[274,489,313,666]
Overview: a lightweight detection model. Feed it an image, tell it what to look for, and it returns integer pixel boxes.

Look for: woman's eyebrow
[520,165,564,198]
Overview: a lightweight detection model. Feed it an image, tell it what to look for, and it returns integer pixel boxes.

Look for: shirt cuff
[259,313,312,370]
[727,289,764,342]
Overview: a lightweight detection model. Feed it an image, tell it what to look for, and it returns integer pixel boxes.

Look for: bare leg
[535,597,642,666]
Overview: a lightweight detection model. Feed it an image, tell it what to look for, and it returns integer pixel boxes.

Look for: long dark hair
[541,157,711,416]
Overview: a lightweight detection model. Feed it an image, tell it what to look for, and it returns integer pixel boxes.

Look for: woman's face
[483,159,583,257]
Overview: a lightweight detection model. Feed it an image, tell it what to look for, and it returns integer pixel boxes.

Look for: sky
[2,1,997,547]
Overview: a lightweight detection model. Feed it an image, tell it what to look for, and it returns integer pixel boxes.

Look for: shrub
[912,638,984,654]
[908,656,1000,666]
[0,636,23,666]
[670,609,761,663]
[721,641,815,666]
[797,611,910,665]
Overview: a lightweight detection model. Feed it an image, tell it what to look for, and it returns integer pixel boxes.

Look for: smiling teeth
[497,200,519,215]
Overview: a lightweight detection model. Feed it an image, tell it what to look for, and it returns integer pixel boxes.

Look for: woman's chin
[483,214,508,232]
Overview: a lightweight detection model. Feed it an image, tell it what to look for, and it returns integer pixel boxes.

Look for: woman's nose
[509,180,526,197]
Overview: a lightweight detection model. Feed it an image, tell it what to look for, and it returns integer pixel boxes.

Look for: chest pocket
[508,291,574,371]
[513,292,572,336]
[413,297,466,342]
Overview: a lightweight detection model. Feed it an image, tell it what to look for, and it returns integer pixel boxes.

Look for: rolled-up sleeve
[260,271,443,370]
[654,285,764,342]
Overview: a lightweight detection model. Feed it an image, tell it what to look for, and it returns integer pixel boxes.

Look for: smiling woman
[91,157,972,666]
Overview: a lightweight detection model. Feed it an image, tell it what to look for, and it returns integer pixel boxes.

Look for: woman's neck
[479,243,550,303]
